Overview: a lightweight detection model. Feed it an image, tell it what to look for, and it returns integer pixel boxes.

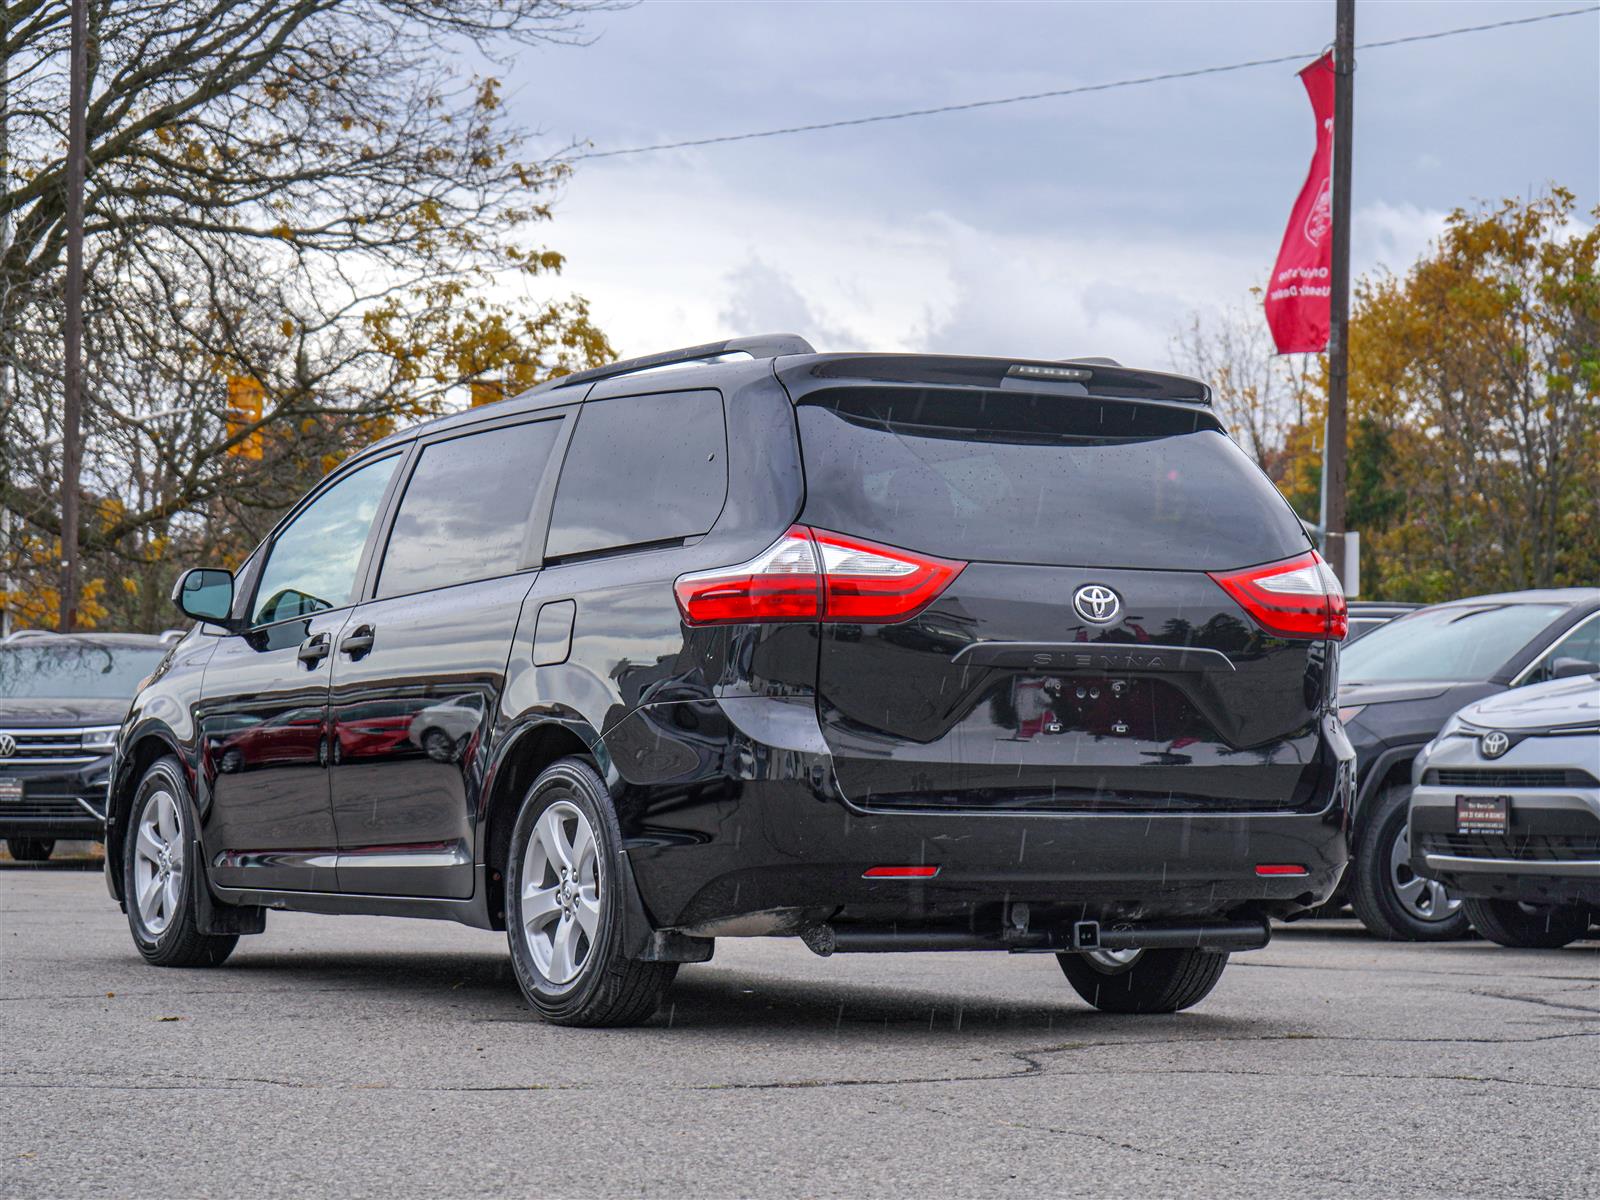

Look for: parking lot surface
[3,858,1597,1199]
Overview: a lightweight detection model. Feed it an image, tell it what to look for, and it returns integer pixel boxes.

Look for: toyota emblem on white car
[1480,731,1511,759]
[1073,584,1121,624]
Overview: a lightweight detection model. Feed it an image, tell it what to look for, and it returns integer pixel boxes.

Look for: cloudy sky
[497,0,1598,370]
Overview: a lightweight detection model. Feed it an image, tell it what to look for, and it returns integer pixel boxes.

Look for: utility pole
[2,26,13,635]
[60,0,87,631]
[1324,0,1355,586]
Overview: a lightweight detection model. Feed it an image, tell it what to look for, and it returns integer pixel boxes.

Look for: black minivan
[106,336,1353,1025]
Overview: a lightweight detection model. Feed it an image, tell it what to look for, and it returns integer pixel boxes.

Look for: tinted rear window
[796,389,1309,570]
[546,390,727,559]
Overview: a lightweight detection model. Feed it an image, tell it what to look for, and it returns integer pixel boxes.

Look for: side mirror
[171,568,235,624]
[1551,656,1599,680]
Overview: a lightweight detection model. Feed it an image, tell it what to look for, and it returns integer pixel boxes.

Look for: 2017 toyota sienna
[105,336,1354,1025]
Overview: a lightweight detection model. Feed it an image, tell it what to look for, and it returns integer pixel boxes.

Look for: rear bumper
[0,765,111,840]
[608,697,1353,936]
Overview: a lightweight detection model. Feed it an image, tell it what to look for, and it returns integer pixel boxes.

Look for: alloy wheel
[519,801,602,987]
[1388,823,1462,924]
[1083,947,1144,973]
[133,788,184,936]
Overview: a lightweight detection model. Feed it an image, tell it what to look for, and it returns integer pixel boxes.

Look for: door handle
[297,633,331,667]
[340,625,375,659]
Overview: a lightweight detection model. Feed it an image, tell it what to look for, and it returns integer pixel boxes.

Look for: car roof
[1421,588,1600,609]
[362,339,1216,456]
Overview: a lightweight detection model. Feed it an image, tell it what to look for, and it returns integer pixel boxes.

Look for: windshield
[1341,603,1568,684]
[0,643,167,700]
[797,388,1310,570]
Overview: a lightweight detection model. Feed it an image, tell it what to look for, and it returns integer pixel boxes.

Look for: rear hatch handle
[950,643,1237,673]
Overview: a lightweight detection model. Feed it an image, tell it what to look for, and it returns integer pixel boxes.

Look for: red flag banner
[1265,53,1335,354]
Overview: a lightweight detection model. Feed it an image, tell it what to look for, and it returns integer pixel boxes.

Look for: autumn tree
[0,0,616,629]
[1171,288,1314,481]
[1284,190,1599,600]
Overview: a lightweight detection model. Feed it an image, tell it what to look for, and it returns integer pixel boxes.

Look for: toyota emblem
[1073,584,1121,625]
[0,734,14,758]
[1479,731,1511,760]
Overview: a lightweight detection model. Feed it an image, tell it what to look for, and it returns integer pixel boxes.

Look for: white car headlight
[80,726,120,751]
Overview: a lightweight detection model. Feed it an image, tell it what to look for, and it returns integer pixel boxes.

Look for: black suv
[105,337,1353,1025]
[0,632,171,861]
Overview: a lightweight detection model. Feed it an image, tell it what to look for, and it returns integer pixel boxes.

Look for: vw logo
[0,734,14,758]
[1480,731,1511,760]
[1073,584,1121,625]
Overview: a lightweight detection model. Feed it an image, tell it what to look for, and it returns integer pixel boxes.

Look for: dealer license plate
[0,780,22,804]
[1456,794,1510,836]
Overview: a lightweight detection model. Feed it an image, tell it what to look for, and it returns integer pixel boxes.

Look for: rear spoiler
[778,354,1211,406]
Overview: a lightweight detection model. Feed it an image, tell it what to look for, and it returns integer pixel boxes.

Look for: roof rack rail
[3,629,61,643]
[530,333,816,395]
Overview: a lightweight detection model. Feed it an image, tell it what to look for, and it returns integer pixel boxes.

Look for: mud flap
[618,848,713,963]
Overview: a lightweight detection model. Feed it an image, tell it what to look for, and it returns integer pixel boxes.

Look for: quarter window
[377,419,563,598]
[251,455,400,625]
[545,390,727,559]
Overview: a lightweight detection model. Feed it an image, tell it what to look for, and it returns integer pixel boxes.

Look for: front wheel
[6,837,55,862]
[505,758,676,1026]
[1463,898,1592,949]
[123,758,238,968]
[1056,947,1230,1013]
[1351,784,1470,941]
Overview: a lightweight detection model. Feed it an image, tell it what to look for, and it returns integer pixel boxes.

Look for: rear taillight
[674,526,964,626]
[1208,550,1348,641]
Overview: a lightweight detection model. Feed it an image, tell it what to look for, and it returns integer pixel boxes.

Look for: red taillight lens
[673,527,822,625]
[674,526,964,626]
[1208,551,1348,641]
[811,528,964,622]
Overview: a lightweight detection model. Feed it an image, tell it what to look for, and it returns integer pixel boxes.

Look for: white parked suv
[1408,674,1600,948]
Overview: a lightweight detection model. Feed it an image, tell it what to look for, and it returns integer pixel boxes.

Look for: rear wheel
[505,758,676,1026]
[1351,784,1470,941]
[1463,898,1591,949]
[5,837,55,862]
[1056,947,1230,1013]
[123,758,238,968]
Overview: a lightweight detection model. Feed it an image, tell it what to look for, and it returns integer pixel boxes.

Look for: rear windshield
[0,643,166,700]
[796,388,1310,570]
[1341,603,1569,684]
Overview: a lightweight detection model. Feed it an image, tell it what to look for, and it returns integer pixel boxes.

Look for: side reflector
[1208,550,1348,641]
[862,865,940,878]
[1255,864,1309,877]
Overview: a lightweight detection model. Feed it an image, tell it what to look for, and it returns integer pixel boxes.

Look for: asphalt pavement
[3,855,1597,1199]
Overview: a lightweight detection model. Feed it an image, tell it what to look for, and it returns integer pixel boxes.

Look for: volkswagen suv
[104,337,1353,1025]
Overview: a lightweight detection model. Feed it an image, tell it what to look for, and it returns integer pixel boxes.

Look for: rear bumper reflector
[862,865,940,878]
[1255,863,1310,876]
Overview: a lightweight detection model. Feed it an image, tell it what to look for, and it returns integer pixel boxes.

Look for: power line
[565,5,1598,163]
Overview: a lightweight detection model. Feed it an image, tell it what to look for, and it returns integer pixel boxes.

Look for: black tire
[6,837,55,862]
[1056,948,1230,1014]
[505,758,676,1027]
[122,758,238,968]
[1462,897,1591,949]
[1350,784,1471,941]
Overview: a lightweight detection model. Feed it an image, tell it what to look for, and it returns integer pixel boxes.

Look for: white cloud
[522,159,1479,373]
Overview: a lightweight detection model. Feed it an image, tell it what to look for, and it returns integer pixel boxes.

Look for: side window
[545,390,727,559]
[1523,614,1600,685]
[376,419,563,598]
[251,455,400,626]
